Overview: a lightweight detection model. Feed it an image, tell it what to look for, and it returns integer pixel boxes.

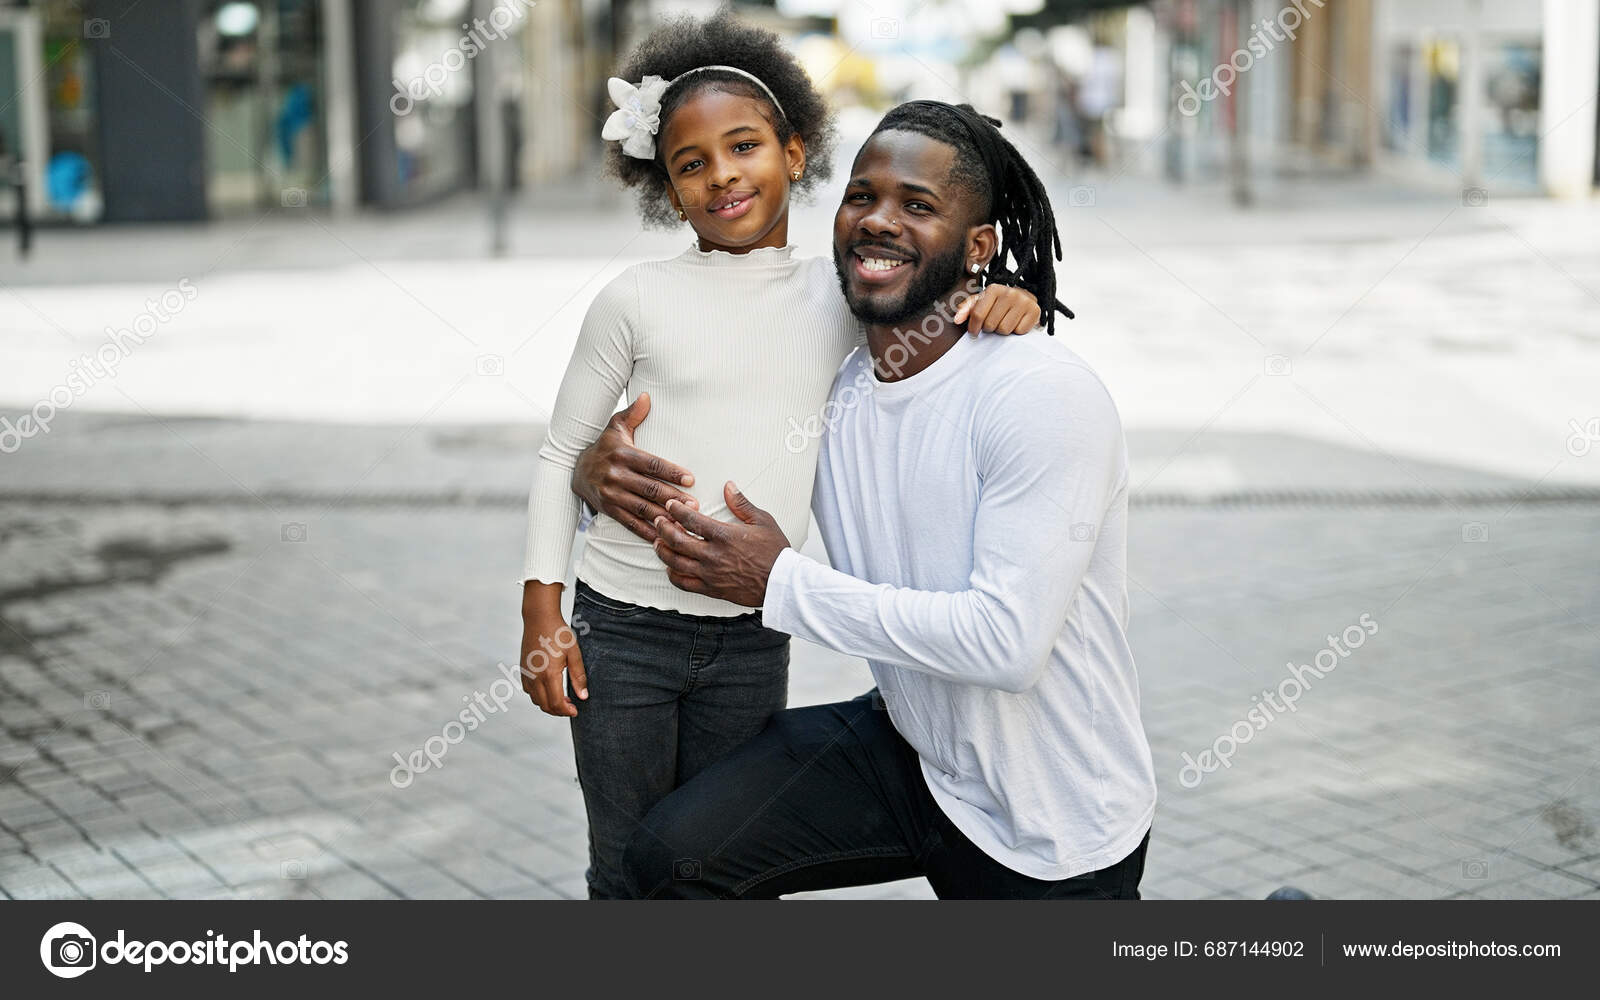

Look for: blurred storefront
[356,0,484,209]
[199,0,330,214]
[1392,0,1594,198]
[1150,0,1598,197]
[1375,0,1543,191]
[0,0,597,224]
[1147,0,1375,184]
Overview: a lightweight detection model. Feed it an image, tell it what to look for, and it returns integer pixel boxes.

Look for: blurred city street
[4,150,1599,900]
[2,0,1599,902]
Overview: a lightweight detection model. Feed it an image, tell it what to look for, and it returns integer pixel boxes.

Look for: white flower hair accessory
[601,65,788,161]
[601,75,670,160]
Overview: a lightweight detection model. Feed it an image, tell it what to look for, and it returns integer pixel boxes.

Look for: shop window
[1481,40,1540,186]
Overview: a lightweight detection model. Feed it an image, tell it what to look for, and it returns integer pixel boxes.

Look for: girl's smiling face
[660,88,806,254]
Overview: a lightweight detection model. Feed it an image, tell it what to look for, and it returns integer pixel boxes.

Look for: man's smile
[849,244,916,285]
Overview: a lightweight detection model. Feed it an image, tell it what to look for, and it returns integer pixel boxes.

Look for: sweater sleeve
[520,270,638,586]
[762,362,1125,693]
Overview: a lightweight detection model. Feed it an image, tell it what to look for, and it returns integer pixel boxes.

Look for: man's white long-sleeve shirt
[761,331,1157,880]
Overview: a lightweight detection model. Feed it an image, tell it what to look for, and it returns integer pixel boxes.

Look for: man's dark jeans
[568,580,789,899]
[622,691,1150,899]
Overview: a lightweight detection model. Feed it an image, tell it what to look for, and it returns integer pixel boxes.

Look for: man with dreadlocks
[622,100,1156,898]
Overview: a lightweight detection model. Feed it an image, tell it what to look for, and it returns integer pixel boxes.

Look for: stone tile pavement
[2,450,1596,899]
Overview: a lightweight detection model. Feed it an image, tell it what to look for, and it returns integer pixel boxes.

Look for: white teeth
[861,257,905,272]
[719,198,742,211]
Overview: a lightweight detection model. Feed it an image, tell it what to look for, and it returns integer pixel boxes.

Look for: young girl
[519,9,1044,898]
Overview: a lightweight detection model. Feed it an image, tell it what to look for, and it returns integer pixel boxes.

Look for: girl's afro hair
[607,6,837,228]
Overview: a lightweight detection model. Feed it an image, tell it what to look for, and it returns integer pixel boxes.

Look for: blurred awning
[1012,0,1152,25]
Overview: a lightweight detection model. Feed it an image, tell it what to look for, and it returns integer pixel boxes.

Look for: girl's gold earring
[792,171,801,180]
[678,209,687,221]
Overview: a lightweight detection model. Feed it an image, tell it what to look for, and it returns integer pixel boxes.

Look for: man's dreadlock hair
[870,101,1073,333]
[607,6,837,228]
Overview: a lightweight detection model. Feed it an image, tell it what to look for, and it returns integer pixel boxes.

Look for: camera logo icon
[1264,354,1292,376]
[1067,185,1096,207]
[83,18,111,38]
[672,858,701,881]
[870,18,899,39]
[1461,859,1489,880]
[281,187,308,208]
[1461,187,1488,208]
[40,921,97,978]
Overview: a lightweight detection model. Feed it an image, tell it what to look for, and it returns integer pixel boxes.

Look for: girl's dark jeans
[567,580,789,899]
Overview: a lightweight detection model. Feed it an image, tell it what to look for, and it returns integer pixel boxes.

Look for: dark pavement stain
[1540,799,1595,851]
[0,534,232,604]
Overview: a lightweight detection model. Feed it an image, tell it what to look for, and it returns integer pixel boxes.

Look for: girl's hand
[952,283,1042,336]
[519,583,587,717]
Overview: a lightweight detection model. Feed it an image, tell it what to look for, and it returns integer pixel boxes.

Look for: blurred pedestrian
[1049,60,1085,165]
[1077,42,1123,167]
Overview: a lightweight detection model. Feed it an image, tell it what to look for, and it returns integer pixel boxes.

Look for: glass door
[197,0,327,214]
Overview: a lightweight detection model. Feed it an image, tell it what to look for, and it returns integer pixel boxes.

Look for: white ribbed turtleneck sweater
[522,241,862,616]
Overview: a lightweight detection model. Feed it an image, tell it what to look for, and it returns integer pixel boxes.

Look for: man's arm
[569,392,699,543]
[652,363,1124,694]
[573,282,1041,539]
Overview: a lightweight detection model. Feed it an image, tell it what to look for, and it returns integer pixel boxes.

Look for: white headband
[601,65,788,160]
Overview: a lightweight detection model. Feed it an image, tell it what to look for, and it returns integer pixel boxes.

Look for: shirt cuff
[760,546,803,634]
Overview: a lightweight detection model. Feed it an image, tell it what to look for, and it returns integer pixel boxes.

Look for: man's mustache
[844,241,918,262]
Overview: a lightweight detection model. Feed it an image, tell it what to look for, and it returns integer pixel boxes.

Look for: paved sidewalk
[1,420,1597,900]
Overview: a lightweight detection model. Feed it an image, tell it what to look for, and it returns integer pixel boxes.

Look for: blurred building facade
[2,0,1595,226]
[0,0,601,223]
[1370,0,1597,198]
[1134,0,1598,198]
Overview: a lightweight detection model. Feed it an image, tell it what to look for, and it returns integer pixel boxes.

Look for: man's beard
[833,242,968,325]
